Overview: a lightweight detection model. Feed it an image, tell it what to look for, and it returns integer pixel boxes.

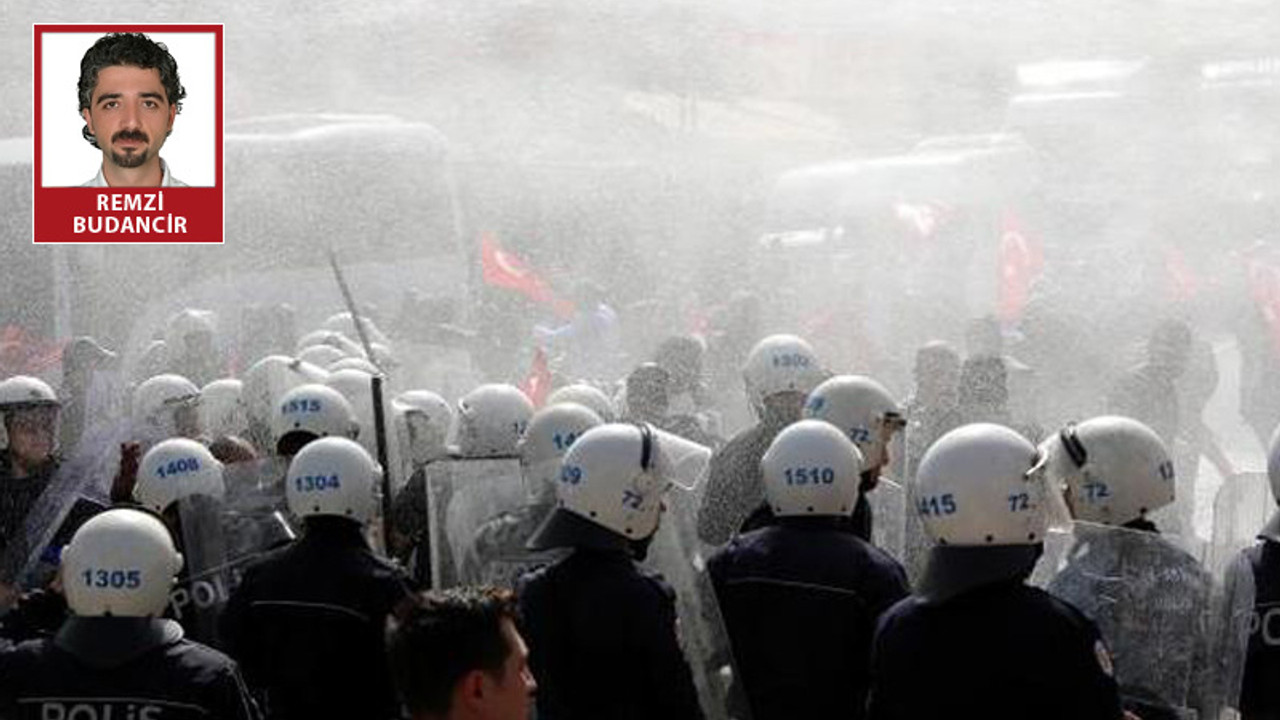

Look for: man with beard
[78,32,188,188]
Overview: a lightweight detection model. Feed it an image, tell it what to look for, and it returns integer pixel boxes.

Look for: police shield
[1038,521,1243,719]
[0,428,122,607]
[1208,472,1272,577]
[640,458,743,720]
[868,478,906,561]
[172,456,295,648]
[425,457,538,589]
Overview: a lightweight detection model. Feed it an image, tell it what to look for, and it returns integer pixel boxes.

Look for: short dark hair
[388,587,519,717]
[78,33,186,148]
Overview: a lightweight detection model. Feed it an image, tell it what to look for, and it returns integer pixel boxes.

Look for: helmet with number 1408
[134,438,225,513]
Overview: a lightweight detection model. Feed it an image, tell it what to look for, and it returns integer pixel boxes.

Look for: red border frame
[33,24,224,244]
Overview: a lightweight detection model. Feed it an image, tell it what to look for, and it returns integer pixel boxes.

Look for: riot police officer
[220,437,412,720]
[866,423,1124,720]
[0,508,261,719]
[709,420,909,719]
[519,423,706,720]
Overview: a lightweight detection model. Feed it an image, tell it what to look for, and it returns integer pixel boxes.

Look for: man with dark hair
[77,32,188,187]
[388,587,536,720]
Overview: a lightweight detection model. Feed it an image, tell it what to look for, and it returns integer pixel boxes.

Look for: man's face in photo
[81,64,175,171]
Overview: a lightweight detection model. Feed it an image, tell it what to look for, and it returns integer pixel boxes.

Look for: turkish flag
[519,346,553,407]
[0,325,64,377]
[481,233,574,319]
[1248,259,1280,358]
[997,211,1044,325]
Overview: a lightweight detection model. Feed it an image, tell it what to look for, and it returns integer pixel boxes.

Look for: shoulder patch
[1093,639,1114,677]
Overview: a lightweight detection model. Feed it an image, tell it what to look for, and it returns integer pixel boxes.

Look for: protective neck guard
[54,617,183,669]
[917,544,1043,604]
[526,506,635,555]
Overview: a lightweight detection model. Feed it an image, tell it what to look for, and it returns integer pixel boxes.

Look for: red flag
[481,233,574,319]
[997,211,1044,325]
[520,347,552,407]
[0,325,65,377]
[1248,259,1280,358]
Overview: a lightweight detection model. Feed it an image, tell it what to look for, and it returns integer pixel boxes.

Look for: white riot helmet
[285,436,380,525]
[520,403,604,500]
[61,508,183,617]
[1269,425,1280,503]
[297,330,365,359]
[329,357,382,375]
[132,373,202,438]
[165,309,216,351]
[392,390,454,466]
[804,375,905,471]
[1038,416,1175,526]
[763,420,864,517]
[135,438,225,513]
[455,384,534,458]
[742,334,825,411]
[546,384,617,422]
[0,375,60,451]
[0,375,59,410]
[297,344,349,369]
[324,369,377,456]
[273,384,360,451]
[915,423,1046,546]
[241,355,329,439]
[199,378,245,439]
[322,312,390,347]
[529,423,710,546]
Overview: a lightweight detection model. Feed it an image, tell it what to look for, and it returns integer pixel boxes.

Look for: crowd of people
[0,301,1274,720]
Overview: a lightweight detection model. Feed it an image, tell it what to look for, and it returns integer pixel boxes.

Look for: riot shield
[425,457,536,589]
[0,425,123,607]
[172,456,295,649]
[643,483,745,720]
[868,478,906,562]
[1208,472,1272,578]
[1038,521,1241,720]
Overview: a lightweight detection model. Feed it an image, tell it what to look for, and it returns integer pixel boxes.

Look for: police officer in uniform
[1040,416,1217,720]
[697,334,824,546]
[519,423,704,720]
[709,420,909,719]
[866,423,1124,720]
[1229,426,1280,719]
[0,508,260,719]
[461,402,601,589]
[802,374,906,542]
[220,437,412,720]
[0,376,62,572]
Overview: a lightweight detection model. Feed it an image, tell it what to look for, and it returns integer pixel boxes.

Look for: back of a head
[61,508,183,617]
[625,363,671,418]
[546,384,616,423]
[456,384,534,458]
[803,375,903,471]
[520,402,603,499]
[273,383,360,456]
[389,588,520,719]
[134,437,225,514]
[742,334,825,419]
[285,436,379,526]
[762,420,864,518]
[1039,416,1174,527]
[915,423,1045,547]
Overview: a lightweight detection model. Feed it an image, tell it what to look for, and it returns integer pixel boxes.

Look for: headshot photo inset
[40,29,216,188]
